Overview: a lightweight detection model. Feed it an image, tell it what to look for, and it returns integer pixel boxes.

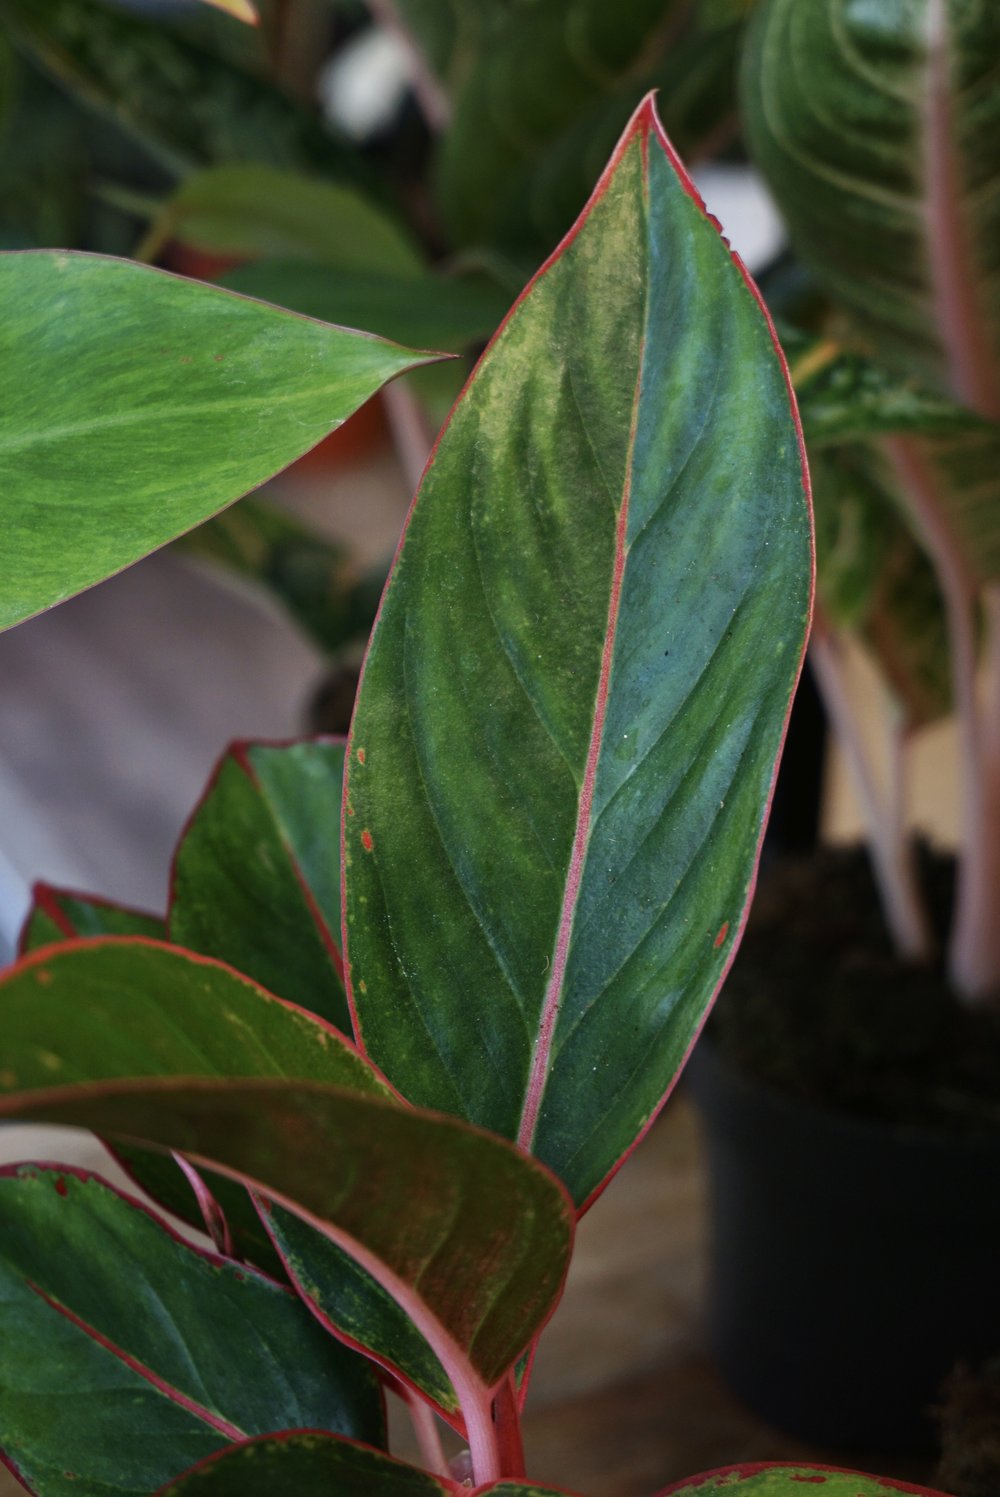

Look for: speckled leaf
[156,1432,454,1496]
[3,0,365,182]
[0,1079,575,1420]
[170,740,350,1030]
[19,883,164,954]
[742,0,1000,416]
[0,937,389,1098]
[0,1166,384,1497]
[654,1464,953,1496]
[343,99,812,1210]
[0,252,435,631]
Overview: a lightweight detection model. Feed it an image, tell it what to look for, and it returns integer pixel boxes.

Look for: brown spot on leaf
[714,922,729,949]
[361,829,374,853]
[356,747,366,765]
[54,1178,68,1197]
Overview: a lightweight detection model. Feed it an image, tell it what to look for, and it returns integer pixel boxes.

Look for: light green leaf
[0,251,435,631]
[343,99,812,1209]
[0,1166,384,1497]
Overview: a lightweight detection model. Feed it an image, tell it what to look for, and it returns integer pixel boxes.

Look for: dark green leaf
[170,740,349,1031]
[3,0,367,184]
[0,251,435,631]
[0,1079,575,1404]
[0,1165,384,1497]
[221,260,509,353]
[742,0,1000,414]
[19,884,164,954]
[434,0,731,250]
[343,99,811,1209]
[156,1431,454,1496]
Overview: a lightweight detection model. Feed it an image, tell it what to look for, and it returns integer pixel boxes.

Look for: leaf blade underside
[343,97,812,1209]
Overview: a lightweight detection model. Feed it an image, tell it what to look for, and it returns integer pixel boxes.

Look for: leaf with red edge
[343,95,812,1211]
[0,1166,384,1497]
[652,1464,954,1495]
[0,1077,574,1476]
[169,739,349,1031]
[155,1431,454,1495]
[19,883,164,953]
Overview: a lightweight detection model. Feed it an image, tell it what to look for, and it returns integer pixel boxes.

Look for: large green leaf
[157,1432,454,1496]
[0,1165,384,1497]
[2,0,366,183]
[655,1465,952,1496]
[170,740,350,1031]
[0,1079,574,1432]
[0,252,434,631]
[343,97,812,1209]
[742,0,1000,415]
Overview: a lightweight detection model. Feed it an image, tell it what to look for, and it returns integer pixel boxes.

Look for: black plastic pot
[685,1035,1000,1452]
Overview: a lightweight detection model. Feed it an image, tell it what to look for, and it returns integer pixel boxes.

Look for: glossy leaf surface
[0,938,388,1096]
[19,884,164,953]
[743,0,1000,415]
[0,1079,574,1399]
[0,1166,383,1497]
[0,252,433,630]
[3,0,365,182]
[344,99,812,1208]
[157,1432,454,1496]
[170,740,349,1030]
[656,1465,952,1496]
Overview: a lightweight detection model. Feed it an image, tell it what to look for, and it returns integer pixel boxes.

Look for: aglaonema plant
[742,0,1000,1002]
[0,98,953,1497]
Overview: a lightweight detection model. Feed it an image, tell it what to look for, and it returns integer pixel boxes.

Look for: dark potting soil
[708,844,1000,1134]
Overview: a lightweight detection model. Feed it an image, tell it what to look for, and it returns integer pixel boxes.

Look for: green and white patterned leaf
[742,0,1000,416]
